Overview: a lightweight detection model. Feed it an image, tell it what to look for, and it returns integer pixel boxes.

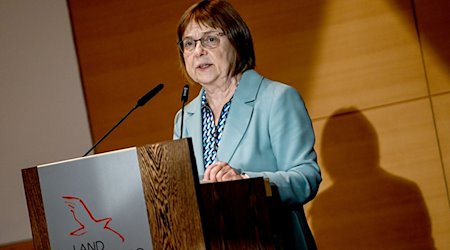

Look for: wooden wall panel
[68,0,199,153]
[308,99,450,249]
[432,93,450,208]
[304,0,428,119]
[415,0,450,94]
[372,99,450,249]
[0,241,33,250]
[234,0,326,103]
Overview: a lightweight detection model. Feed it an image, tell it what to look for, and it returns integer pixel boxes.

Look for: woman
[173,0,321,249]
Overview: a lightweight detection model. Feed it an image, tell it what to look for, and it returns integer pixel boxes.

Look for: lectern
[22,139,277,249]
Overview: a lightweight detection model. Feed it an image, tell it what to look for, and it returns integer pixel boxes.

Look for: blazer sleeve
[244,85,322,205]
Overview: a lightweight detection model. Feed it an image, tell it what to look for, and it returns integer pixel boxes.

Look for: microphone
[83,83,164,157]
[136,83,164,108]
[181,84,189,103]
[180,84,189,139]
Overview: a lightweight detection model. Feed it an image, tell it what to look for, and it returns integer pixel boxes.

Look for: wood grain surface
[21,167,50,250]
[137,139,207,250]
[200,178,275,250]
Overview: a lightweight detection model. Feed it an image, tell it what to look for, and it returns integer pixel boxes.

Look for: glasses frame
[178,32,225,53]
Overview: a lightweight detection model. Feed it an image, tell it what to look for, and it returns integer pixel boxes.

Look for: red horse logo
[62,196,125,242]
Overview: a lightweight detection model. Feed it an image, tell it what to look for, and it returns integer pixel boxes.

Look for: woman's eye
[184,40,194,47]
[207,36,217,42]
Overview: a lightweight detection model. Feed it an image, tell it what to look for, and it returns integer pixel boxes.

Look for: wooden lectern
[22,139,278,249]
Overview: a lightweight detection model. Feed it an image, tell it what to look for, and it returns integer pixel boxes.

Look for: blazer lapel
[183,92,205,175]
[217,70,263,164]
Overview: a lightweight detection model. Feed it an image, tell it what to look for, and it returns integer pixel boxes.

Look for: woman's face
[182,22,236,87]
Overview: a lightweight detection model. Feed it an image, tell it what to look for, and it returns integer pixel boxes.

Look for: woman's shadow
[309,107,435,249]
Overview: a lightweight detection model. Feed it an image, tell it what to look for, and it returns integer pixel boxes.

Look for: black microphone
[180,84,189,139]
[181,84,189,103]
[83,83,164,157]
[136,83,164,108]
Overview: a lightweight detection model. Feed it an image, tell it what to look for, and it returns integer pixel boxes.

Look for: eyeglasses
[178,32,225,53]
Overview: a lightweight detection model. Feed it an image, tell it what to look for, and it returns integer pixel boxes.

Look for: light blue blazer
[173,70,321,249]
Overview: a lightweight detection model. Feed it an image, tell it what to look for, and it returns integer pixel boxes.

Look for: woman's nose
[193,40,206,55]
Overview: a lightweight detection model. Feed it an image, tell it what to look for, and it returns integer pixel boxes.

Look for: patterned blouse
[201,91,233,168]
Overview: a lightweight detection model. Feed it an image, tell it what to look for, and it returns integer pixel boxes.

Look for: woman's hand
[203,161,246,182]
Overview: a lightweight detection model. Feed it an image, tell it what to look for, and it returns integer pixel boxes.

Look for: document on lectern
[37,148,153,250]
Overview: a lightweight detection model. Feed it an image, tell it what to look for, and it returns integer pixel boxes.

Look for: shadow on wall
[309,108,435,249]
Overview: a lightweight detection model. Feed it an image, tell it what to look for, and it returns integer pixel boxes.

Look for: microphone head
[136,83,164,107]
[181,84,189,102]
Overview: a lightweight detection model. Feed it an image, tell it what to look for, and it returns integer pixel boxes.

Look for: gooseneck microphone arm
[180,84,189,139]
[83,83,164,157]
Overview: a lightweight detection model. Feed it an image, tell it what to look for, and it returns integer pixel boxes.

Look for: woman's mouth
[197,63,212,69]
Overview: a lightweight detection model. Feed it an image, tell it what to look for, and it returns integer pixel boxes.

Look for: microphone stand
[83,106,136,157]
[180,84,189,139]
[83,83,164,157]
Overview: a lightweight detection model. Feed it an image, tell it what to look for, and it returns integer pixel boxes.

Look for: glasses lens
[201,35,220,49]
[183,39,195,52]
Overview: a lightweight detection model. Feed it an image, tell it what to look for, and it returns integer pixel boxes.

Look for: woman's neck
[204,73,241,123]
[204,74,240,106]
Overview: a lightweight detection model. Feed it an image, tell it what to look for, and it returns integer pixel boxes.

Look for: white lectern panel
[37,148,153,250]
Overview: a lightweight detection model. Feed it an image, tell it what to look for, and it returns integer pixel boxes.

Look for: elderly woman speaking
[173,1,321,249]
